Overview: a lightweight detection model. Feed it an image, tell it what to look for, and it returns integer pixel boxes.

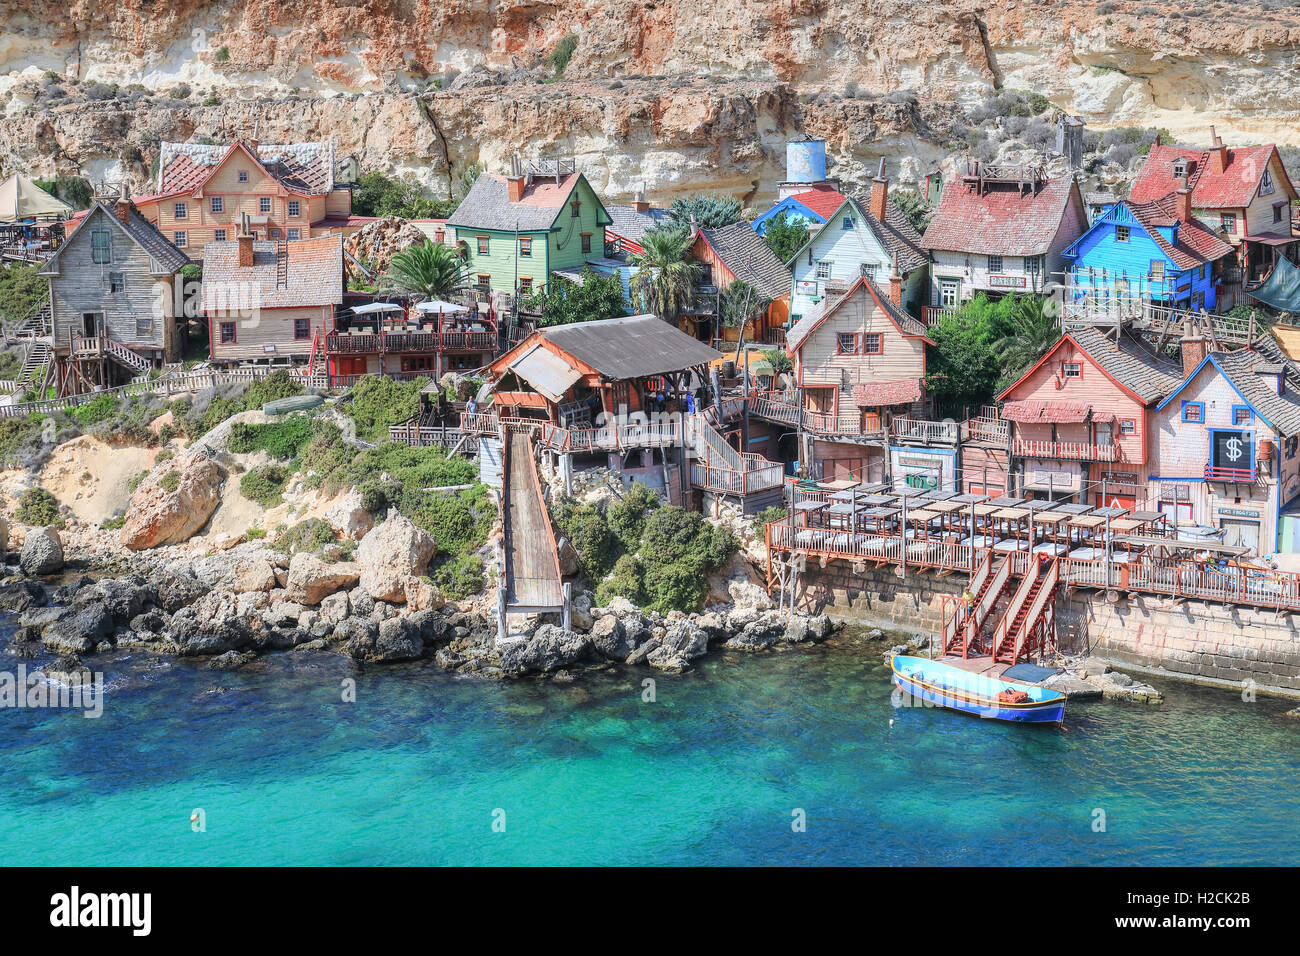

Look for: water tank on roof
[786,138,827,183]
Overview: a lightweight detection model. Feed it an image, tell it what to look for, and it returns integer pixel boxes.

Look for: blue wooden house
[786,175,927,320]
[1062,190,1235,313]
[751,185,845,236]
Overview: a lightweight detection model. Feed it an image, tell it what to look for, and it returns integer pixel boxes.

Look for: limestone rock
[498,624,591,676]
[590,614,633,660]
[286,554,360,605]
[357,513,436,602]
[19,526,63,575]
[120,452,222,550]
[234,558,278,593]
[324,488,374,541]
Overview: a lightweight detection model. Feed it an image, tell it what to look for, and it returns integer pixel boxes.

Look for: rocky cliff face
[2,1,1298,198]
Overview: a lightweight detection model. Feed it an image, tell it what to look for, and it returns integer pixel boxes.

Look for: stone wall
[800,563,1300,696]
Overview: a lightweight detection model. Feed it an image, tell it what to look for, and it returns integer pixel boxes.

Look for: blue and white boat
[891,655,1066,725]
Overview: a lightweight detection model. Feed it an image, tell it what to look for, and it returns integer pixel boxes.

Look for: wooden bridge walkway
[503,430,565,613]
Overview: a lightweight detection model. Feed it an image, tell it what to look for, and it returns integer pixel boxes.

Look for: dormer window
[1172,158,1187,178]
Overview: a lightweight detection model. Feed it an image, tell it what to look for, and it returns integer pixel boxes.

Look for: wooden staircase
[942,551,1013,658]
[990,557,1060,665]
[304,327,328,388]
[16,340,50,390]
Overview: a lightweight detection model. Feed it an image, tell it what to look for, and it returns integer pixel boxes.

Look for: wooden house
[446,159,612,303]
[604,188,669,255]
[686,221,792,343]
[1130,128,1298,292]
[780,272,933,482]
[787,165,927,321]
[37,196,190,395]
[201,218,343,368]
[1149,339,1300,554]
[751,184,846,237]
[919,165,1088,323]
[995,327,1182,506]
[1062,189,1235,317]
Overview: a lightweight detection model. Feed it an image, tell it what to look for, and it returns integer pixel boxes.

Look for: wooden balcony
[1012,439,1120,462]
[923,306,960,326]
[961,416,1010,445]
[1204,463,1258,483]
[326,330,497,354]
[891,417,959,445]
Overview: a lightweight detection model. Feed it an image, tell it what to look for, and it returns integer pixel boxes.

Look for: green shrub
[642,562,708,615]
[245,526,266,540]
[595,554,645,607]
[272,518,337,555]
[754,505,786,537]
[431,553,485,599]
[607,482,659,552]
[242,369,305,409]
[552,500,614,579]
[240,462,294,506]
[0,416,49,465]
[159,469,181,492]
[127,469,149,493]
[400,484,494,556]
[345,375,427,441]
[101,515,125,530]
[16,487,62,527]
[228,415,315,459]
[155,447,174,463]
[547,33,578,78]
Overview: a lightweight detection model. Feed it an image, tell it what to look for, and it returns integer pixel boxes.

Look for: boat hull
[891,656,1066,725]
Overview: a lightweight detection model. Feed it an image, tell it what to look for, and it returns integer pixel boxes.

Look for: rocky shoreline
[0,519,834,683]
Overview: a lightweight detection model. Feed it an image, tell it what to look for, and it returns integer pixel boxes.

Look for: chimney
[114,183,133,226]
[237,212,254,268]
[688,212,699,241]
[1208,125,1227,176]
[247,138,259,155]
[632,182,650,214]
[888,254,902,308]
[1180,322,1207,377]
[1174,175,1193,223]
[869,157,889,222]
[506,154,526,203]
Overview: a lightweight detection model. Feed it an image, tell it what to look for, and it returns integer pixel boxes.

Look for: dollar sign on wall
[1225,436,1243,461]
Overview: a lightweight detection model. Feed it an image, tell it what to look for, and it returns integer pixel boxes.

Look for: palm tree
[630,227,702,323]
[382,240,469,300]
[996,295,1062,378]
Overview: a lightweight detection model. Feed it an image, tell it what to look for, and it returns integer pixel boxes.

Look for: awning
[1244,232,1297,246]
[1001,400,1090,423]
[351,302,406,315]
[1247,256,1300,312]
[414,300,469,313]
[508,345,582,403]
[492,390,549,408]
[852,378,922,407]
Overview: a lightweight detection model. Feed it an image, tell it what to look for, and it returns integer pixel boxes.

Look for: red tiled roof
[852,378,921,407]
[1130,143,1292,209]
[1001,400,1090,423]
[1127,195,1235,270]
[788,186,848,220]
[920,174,1083,256]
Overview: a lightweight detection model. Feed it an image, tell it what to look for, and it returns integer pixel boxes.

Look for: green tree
[383,239,469,300]
[33,174,91,210]
[629,227,701,323]
[353,171,455,219]
[763,211,810,263]
[664,194,744,230]
[0,263,49,324]
[718,279,770,329]
[925,296,1004,415]
[995,295,1062,387]
[524,267,629,327]
[890,189,933,234]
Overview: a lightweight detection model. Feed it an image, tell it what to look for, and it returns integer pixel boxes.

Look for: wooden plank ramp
[503,430,565,613]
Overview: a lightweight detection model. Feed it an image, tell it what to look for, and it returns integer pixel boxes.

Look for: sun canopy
[351,301,405,315]
[414,300,469,313]
[509,344,582,403]
[1247,256,1300,313]
[0,174,73,222]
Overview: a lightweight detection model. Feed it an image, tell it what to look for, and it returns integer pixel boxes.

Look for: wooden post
[562,582,572,631]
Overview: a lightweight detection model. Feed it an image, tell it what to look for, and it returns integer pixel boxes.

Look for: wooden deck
[503,431,565,612]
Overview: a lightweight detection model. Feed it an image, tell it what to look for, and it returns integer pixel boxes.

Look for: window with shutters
[91,229,111,264]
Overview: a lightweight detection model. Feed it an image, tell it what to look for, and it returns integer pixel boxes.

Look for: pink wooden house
[995,328,1181,508]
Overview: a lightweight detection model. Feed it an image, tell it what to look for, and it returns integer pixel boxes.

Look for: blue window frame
[1181,401,1205,424]
[842,217,854,230]
[1231,405,1254,426]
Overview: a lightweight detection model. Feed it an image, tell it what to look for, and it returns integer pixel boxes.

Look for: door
[1220,518,1261,554]
[1094,420,1113,448]
[81,312,101,337]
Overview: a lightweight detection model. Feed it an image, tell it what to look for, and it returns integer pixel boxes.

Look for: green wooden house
[446,160,611,300]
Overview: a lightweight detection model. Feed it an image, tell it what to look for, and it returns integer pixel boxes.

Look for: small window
[1220,213,1236,235]
[1232,405,1254,426]
[862,332,883,355]
[1062,362,1082,379]
[1027,255,1042,278]
[987,254,1003,273]
[288,200,300,218]
[837,333,857,355]
[1115,225,1130,243]
[476,236,490,255]
[939,280,960,307]
[270,229,281,239]
[519,277,533,294]
[174,202,187,219]
[1172,159,1187,178]
[842,217,854,230]
[287,228,300,240]
[108,272,124,293]
[581,232,592,254]
[1275,203,1286,224]
[1181,401,1204,423]
[1119,419,1137,436]
[294,318,311,340]
[210,196,223,214]
[214,229,227,241]
[519,237,532,257]
[173,231,187,248]
[476,273,491,290]
[860,263,878,280]
[259,196,271,214]
[135,315,152,337]
[570,200,581,219]
[238,170,249,183]
[1150,259,1165,279]
[219,322,237,344]
[816,260,832,280]
[91,229,111,264]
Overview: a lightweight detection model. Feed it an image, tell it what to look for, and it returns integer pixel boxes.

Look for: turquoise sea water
[3,624,1299,866]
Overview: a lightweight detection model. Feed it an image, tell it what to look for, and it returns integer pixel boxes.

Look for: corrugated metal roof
[539,313,722,379]
[510,344,584,403]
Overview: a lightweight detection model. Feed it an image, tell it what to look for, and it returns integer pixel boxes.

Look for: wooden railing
[326,330,497,354]
[1012,438,1120,462]
[924,306,961,326]
[962,416,1010,445]
[891,417,959,445]
[1204,464,1258,482]
[0,366,278,419]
